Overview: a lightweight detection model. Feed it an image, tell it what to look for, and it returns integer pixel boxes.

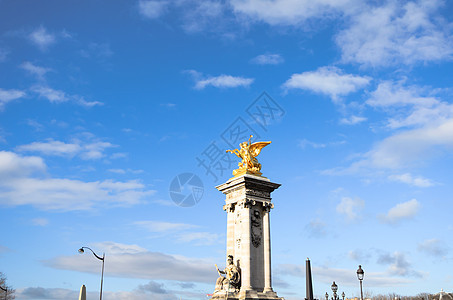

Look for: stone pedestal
[212,174,284,300]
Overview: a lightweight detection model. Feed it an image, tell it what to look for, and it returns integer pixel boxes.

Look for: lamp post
[79,247,105,300]
[331,281,338,300]
[0,286,7,300]
[357,265,364,300]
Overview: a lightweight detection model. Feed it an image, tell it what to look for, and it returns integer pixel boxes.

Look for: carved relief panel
[251,209,262,248]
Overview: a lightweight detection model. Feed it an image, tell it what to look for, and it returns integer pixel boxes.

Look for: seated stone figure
[214,255,241,293]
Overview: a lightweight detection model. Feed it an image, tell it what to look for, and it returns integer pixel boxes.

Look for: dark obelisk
[306,258,314,300]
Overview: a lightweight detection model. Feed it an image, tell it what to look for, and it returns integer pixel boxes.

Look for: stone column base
[211,290,284,300]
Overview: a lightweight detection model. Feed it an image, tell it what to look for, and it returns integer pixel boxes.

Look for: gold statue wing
[249,141,271,157]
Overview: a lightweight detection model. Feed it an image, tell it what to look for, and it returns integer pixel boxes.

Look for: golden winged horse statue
[226,135,271,177]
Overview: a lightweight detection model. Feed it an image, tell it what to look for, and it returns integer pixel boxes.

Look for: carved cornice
[245,188,270,199]
[216,175,281,195]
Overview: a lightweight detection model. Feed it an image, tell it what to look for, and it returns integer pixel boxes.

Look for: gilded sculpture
[226,135,271,177]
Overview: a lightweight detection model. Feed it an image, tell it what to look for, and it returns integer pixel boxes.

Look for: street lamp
[0,286,7,300]
[331,281,338,300]
[357,265,364,300]
[78,247,105,300]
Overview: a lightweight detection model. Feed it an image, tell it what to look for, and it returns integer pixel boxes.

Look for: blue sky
[1,0,453,299]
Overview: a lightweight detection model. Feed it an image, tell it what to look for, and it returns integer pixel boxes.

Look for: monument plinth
[211,136,284,300]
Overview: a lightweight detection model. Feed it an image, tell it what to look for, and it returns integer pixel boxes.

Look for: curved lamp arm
[78,247,104,261]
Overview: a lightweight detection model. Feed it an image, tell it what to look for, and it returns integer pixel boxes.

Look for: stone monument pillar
[212,174,283,300]
[210,136,284,300]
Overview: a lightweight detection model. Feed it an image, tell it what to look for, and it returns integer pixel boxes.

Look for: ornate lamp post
[357,265,364,300]
[331,281,338,300]
[0,286,7,300]
[78,247,105,300]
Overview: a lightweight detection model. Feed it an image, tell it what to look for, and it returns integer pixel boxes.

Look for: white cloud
[110,152,128,159]
[0,88,26,109]
[44,241,216,283]
[88,42,114,58]
[134,221,219,245]
[26,119,45,131]
[366,81,453,130]
[0,151,46,178]
[20,61,52,79]
[80,140,116,159]
[326,115,453,175]
[230,0,356,26]
[251,53,284,65]
[390,101,453,130]
[379,199,420,224]
[388,173,434,187]
[112,288,185,300]
[283,66,370,101]
[31,85,103,107]
[31,86,68,103]
[108,168,144,174]
[31,218,49,226]
[76,96,103,107]
[277,264,412,287]
[176,232,220,245]
[178,1,225,33]
[134,220,198,233]
[340,115,367,125]
[189,1,223,19]
[305,218,328,238]
[315,78,453,179]
[0,151,154,211]
[138,0,168,19]
[138,0,226,33]
[336,1,453,66]
[29,26,56,50]
[336,196,364,221]
[17,138,116,160]
[0,245,11,253]
[17,285,181,300]
[134,220,221,246]
[348,249,371,262]
[0,177,153,211]
[193,73,254,89]
[417,239,448,257]
[298,139,326,149]
[367,81,438,108]
[17,287,79,300]
[160,103,176,108]
[0,48,9,62]
[17,140,81,157]
[377,251,423,277]
[109,168,126,174]
[363,119,453,169]
[91,241,148,254]
[136,280,172,295]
